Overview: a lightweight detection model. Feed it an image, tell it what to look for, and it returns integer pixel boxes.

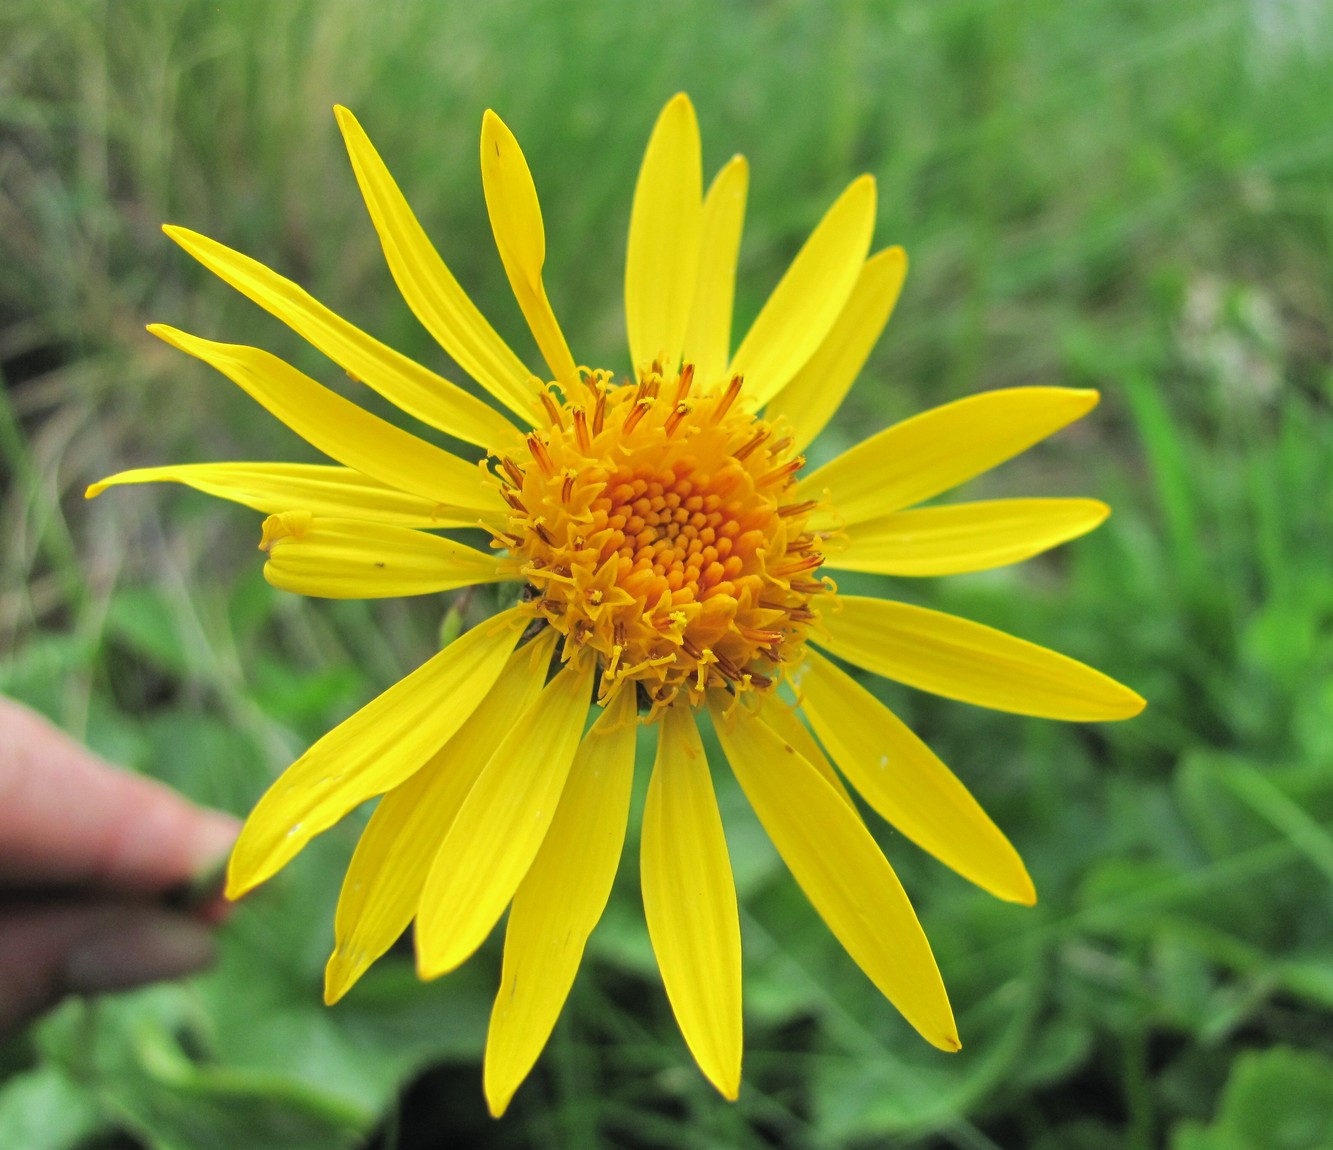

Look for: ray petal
[764,246,907,451]
[641,704,742,1100]
[797,388,1100,528]
[415,657,596,978]
[148,325,500,525]
[824,498,1110,577]
[728,175,876,407]
[163,226,517,449]
[484,687,638,1117]
[800,650,1034,903]
[226,607,528,897]
[817,595,1146,721]
[625,94,703,377]
[480,109,579,388]
[709,693,959,1052]
[754,694,858,812]
[85,462,475,528]
[324,630,557,1002]
[682,155,748,384]
[258,512,512,599]
[334,105,542,421]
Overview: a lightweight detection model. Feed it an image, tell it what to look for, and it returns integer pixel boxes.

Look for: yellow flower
[90,93,1144,1114]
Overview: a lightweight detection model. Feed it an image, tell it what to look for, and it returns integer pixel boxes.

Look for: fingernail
[63,911,218,994]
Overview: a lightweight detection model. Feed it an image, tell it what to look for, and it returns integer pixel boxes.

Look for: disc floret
[494,365,828,713]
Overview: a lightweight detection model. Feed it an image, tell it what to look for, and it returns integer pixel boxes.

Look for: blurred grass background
[3,0,1333,1147]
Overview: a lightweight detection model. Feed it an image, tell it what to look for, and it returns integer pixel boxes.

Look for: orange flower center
[494,365,828,713]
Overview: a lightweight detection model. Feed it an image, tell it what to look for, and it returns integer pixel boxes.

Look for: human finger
[0,697,239,892]
[0,901,217,1034]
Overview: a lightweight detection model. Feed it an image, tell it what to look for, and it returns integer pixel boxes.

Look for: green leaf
[0,1067,102,1150]
[104,586,192,678]
[1171,1047,1333,1150]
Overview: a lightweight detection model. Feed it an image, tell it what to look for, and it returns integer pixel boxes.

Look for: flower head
[90,93,1144,1114]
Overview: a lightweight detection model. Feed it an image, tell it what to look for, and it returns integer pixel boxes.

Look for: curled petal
[259,514,511,599]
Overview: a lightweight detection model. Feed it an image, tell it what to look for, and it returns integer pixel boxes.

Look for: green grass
[3,0,1333,1147]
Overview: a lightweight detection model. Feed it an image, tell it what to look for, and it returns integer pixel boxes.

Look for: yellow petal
[817,595,1146,721]
[163,226,518,450]
[415,656,596,978]
[484,686,638,1117]
[682,155,748,384]
[259,513,511,599]
[480,109,578,388]
[149,325,500,525]
[226,607,528,898]
[640,704,742,1100]
[709,693,959,1052]
[754,694,858,812]
[797,387,1100,528]
[85,462,475,528]
[764,246,907,450]
[824,498,1111,577]
[324,630,556,1002]
[334,105,541,422]
[799,650,1034,904]
[728,175,876,407]
[625,93,703,376]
